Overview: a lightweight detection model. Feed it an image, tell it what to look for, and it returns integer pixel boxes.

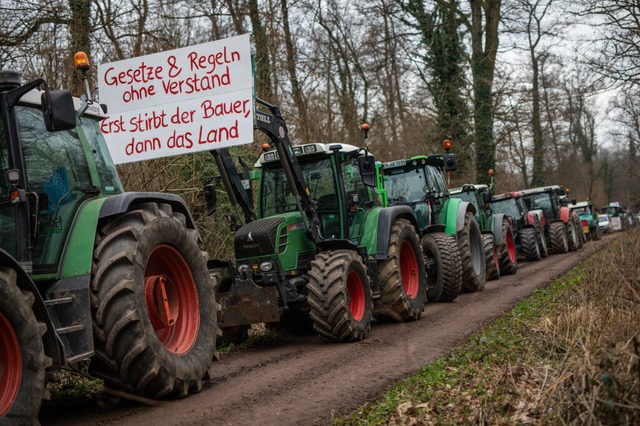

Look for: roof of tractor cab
[18,88,107,119]
[491,191,524,201]
[569,201,592,209]
[255,142,367,167]
[520,185,563,195]
[449,183,489,195]
[381,154,447,170]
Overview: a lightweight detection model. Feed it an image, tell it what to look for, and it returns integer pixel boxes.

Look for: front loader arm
[254,98,322,243]
[210,148,257,224]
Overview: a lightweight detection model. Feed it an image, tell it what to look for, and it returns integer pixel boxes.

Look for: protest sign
[97,33,254,164]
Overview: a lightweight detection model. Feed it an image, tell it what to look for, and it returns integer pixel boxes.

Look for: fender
[492,213,507,246]
[99,192,197,229]
[440,197,471,236]
[559,206,571,224]
[61,192,198,279]
[0,249,63,370]
[453,200,476,234]
[373,205,419,260]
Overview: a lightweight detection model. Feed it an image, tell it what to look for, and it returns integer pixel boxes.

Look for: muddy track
[41,236,613,426]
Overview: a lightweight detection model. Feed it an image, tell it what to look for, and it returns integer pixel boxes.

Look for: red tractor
[520,186,583,254]
[490,191,548,260]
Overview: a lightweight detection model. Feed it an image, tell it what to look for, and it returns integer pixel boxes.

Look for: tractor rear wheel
[421,233,462,302]
[549,221,569,254]
[521,228,541,261]
[483,234,500,281]
[0,267,50,423]
[499,220,518,275]
[307,250,372,342]
[90,202,217,399]
[566,220,581,251]
[458,212,486,292]
[375,219,426,321]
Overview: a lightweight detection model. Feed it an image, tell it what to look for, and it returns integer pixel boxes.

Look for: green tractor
[0,63,218,422]
[568,200,600,241]
[205,101,426,343]
[449,184,518,281]
[377,152,485,297]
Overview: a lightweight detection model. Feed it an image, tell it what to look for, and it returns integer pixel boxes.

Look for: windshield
[384,167,425,203]
[492,198,521,219]
[602,206,620,217]
[526,193,556,219]
[598,216,608,222]
[261,157,336,217]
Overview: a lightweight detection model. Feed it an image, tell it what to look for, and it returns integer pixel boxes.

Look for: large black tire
[0,267,50,424]
[421,233,462,302]
[521,227,541,261]
[90,202,217,398]
[483,234,500,281]
[307,250,372,342]
[549,221,569,254]
[538,225,549,258]
[499,220,518,275]
[458,212,486,292]
[566,219,581,251]
[375,219,426,321]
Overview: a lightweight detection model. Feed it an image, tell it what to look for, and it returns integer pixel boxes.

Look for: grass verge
[335,230,640,425]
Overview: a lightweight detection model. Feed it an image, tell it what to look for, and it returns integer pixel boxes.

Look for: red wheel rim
[347,270,365,321]
[400,241,419,299]
[0,311,21,417]
[507,231,516,263]
[145,245,199,354]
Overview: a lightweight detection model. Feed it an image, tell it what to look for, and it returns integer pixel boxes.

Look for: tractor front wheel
[0,267,49,423]
[90,202,217,399]
[458,212,486,292]
[421,233,462,302]
[376,219,426,321]
[307,250,372,342]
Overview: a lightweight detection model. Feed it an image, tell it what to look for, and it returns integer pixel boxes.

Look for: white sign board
[97,34,254,164]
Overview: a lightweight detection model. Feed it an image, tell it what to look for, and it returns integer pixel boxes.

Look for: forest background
[1,0,638,258]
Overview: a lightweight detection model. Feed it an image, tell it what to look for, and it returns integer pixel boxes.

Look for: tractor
[205,101,426,343]
[449,184,517,281]
[568,200,601,241]
[520,186,583,254]
[378,151,486,297]
[490,191,548,260]
[0,58,218,423]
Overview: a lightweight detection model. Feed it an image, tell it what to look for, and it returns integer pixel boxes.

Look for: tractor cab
[380,155,451,232]
[0,70,121,275]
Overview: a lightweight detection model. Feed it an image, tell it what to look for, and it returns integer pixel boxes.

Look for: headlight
[238,264,252,274]
[259,261,274,272]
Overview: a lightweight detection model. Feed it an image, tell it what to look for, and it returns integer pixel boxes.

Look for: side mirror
[42,90,76,131]
[203,183,217,215]
[482,191,492,204]
[358,155,376,187]
[443,154,457,171]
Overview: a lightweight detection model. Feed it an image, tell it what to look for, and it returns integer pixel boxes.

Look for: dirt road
[41,236,611,426]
